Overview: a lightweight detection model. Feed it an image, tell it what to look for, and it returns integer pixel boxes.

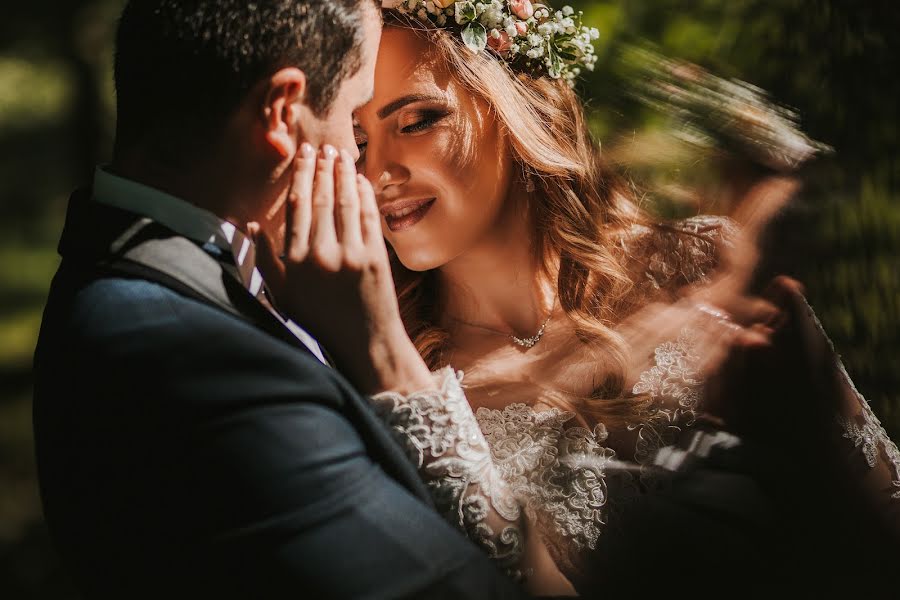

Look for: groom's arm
[37,277,527,599]
[158,295,528,599]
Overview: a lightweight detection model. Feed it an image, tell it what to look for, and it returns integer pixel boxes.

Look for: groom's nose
[331,128,360,163]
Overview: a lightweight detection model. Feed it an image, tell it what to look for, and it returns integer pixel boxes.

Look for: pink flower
[488,30,512,53]
[509,0,534,20]
[515,21,529,36]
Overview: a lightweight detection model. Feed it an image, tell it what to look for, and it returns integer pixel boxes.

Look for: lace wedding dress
[371,217,900,589]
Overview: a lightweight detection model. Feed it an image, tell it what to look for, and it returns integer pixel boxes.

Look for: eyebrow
[376,93,444,119]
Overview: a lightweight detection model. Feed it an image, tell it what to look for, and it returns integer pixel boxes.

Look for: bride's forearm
[370,367,575,592]
[370,368,527,578]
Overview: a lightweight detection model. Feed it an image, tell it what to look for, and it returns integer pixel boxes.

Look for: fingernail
[339,148,355,165]
[322,145,338,159]
[300,142,315,158]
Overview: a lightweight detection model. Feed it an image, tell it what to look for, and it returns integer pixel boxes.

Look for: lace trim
[475,404,617,553]
[629,328,705,482]
[628,215,738,295]
[796,299,900,500]
[834,362,900,500]
[371,368,526,579]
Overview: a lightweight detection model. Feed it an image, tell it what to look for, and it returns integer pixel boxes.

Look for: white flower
[490,28,501,39]
[537,23,553,35]
[505,24,518,37]
[481,7,504,27]
[589,27,600,40]
[510,43,520,54]
[562,5,574,16]
[475,2,484,11]
[417,7,428,19]
[527,33,542,46]
[503,16,515,28]
[424,1,436,14]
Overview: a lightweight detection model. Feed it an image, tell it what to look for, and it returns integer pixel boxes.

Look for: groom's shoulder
[40,267,333,386]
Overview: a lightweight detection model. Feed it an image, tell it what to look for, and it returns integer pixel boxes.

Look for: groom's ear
[262,67,307,159]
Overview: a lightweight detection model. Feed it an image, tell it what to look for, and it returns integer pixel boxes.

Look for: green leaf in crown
[384,0,601,86]
[462,22,489,53]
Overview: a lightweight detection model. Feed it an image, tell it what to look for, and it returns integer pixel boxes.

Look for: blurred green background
[0,0,897,597]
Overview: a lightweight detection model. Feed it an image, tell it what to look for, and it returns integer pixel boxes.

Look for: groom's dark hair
[113,0,377,159]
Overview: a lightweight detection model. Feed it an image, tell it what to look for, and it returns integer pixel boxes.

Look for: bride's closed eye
[399,107,452,134]
[353,107,453,163]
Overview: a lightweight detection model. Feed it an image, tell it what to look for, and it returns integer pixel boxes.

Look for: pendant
[509,320,548,349]
[510,333,542,348]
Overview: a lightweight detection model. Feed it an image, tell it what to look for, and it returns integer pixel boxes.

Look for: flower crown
[383,0,600,84]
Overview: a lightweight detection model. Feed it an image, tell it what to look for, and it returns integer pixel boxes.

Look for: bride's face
[354,27,514,272]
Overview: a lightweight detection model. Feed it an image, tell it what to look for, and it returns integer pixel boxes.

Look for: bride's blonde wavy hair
[386,13,653,425]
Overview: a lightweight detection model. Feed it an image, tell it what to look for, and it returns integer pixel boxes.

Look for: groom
[32,1,525,597]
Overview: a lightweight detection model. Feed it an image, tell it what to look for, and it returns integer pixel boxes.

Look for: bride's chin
[392,245,450,272]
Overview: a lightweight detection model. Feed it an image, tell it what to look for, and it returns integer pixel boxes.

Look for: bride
[258,1,900,596]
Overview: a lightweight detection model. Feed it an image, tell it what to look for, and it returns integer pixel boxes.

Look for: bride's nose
[372,167,409,197]
[362,147,409,197]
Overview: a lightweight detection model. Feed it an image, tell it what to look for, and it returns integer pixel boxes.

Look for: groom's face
[298,5,382,161]
[260,5,381,244]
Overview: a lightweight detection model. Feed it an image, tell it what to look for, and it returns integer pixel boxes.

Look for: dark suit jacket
[33,190,526,599]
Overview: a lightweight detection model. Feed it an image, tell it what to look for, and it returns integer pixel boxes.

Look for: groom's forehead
[340,4,382,106]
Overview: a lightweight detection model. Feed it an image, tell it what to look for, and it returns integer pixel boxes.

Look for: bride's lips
[380,197,436,232]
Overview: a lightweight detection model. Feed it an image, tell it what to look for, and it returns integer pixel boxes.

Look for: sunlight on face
[354,26,514,272]
[300,4,382,160]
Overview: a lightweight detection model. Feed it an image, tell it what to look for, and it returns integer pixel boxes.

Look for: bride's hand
[621,176,800,384]
[252,143,433,394]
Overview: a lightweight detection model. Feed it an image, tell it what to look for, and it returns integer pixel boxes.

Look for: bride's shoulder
[616,214,739,295]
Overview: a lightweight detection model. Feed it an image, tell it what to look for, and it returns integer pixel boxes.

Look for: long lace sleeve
[370,368,528,580]
[813,308,900,503]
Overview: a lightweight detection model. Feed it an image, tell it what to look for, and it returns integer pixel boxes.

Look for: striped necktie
[219,222,329,365]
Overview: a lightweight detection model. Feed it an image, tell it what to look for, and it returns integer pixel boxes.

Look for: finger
[335,149,363,251]
[357,174,382,246]
[731,176,800,234]
[249,223,286,300]
[721,296,781,328]
[761,275,808,331]
[725,177,800,289]
[285,142,316,261]
[310,145,339,256]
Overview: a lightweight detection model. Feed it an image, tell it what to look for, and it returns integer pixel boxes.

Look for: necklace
[451,297,556,349]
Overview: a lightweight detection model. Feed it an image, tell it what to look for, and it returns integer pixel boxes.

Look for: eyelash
[401,109,449,134]
[355,109,451,157]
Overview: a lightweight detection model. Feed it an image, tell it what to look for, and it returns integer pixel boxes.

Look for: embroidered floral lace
[371,368,527,580]
[370,216,900,584]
